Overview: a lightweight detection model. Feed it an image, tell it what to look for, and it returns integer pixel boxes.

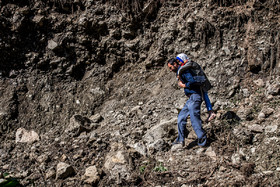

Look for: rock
[205,147,217,161]
[132,142,147,156]
[266,84,280,96]
[82,166,100,185]
[171,144,184,152]
[147,139,168,154]
[15,128,39,143]
[0,179,8,185]
[47,40,58,50]
[233,127,253,145]
[242,88,250,98]
[265,125,278,133]
[237,106,253,121]
[263,171,273,175]
[65,115,92,137]
[78,14,88,27]
[143,118,177,145]
[56,162,75,180]
[2,164,9,170]
[231,153,242,165]
[257,112,266,119]
[104,150,132,183]
[240,163,255,176]
[37,154,51,163]
[104,151,127,169]
[248,124,264,133]
[89,114,103,123]
[261,107,274,117]
[253,79,265,87]
[45,168,56,179]
[32,15,44,26]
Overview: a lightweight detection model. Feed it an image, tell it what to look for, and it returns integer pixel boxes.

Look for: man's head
[167,58,180,73]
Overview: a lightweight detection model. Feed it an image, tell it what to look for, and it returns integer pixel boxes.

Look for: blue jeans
[176,93,207,146]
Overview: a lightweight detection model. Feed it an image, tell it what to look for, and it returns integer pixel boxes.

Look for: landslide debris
[0,0,279,186]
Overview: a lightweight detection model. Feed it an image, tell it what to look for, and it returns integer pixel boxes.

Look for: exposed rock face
[0,0,280,186]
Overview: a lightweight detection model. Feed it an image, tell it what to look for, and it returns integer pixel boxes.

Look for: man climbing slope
[167,56,208,147]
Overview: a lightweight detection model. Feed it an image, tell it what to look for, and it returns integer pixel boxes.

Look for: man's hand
[178,81,186,88]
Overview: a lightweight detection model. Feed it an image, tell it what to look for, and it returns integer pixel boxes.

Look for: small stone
[56,162,75,180]
[263,171,273,175]
[47,40,58,50]
[0,179,8,185]
[133,142,147,156]
[253,79,264,87]
[231,153,242,165]
[2,164,9,170]
[16,128,39,143]
[248,124,264,133]
[32,15,44,26]
[196,147,206,155]
[45,168,56,179]
[90,114,103,123]
[257,112,266,119]
[267,95,274,101]
[205,147,217,161]
[266,84,280,96]
[82,166,100,184]
[37,154,50,163]
[65,115,91,137]
[265,125,278,133]
[147,139,167,154]
[60,154,67,162]
[171,144,184,152]
[219,166,227,172]
[242,89,250,98]
[261,107,274,116]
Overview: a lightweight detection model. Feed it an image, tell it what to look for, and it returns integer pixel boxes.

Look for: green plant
[153,162,167,172]
[139,165,146,173]
[0,173,22,187]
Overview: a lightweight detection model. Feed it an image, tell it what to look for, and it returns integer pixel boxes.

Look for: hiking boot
[206,111,216,122]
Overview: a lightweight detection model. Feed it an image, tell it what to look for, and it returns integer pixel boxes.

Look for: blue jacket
[177,66,201,96]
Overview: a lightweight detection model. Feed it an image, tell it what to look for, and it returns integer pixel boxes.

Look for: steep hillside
[0,0,280,186]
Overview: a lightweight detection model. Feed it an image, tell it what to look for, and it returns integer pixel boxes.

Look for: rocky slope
[0,0,280,186]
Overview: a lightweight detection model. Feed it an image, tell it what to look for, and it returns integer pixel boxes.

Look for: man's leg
[188,94,207,146]
[174,100,190,144]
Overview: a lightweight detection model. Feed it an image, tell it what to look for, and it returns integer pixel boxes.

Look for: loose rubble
[0,0,279,186]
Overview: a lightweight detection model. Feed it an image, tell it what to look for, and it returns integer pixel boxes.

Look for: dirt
[0,0,280,186]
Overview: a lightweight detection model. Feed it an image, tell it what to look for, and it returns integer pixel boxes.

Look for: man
[167,56,207,147]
